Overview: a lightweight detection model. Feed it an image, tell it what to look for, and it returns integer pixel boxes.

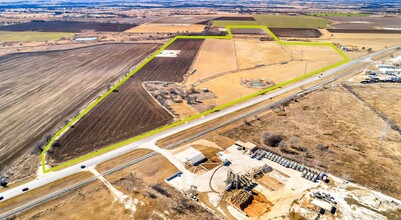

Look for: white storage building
[174,147,206,165]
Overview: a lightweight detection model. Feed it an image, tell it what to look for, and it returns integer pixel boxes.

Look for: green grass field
[213,15,331,29]
[307,13,371,17]
[0,31,74,42]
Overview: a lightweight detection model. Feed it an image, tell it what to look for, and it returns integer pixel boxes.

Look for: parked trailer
[283,161,289,167]
[257,152,266,160]
[312,174,318,182]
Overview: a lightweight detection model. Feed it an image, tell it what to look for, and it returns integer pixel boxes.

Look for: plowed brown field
[0,43,159,173]
[52,39,204,163]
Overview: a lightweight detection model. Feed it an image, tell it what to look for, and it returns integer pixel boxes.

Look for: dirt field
[125,24,205,33]
[52,39,204,164]
[0,43,159,174]
[234,39,291,69]
[327,29,401,34]
[186,38,237,86]
[0,171,93,214]
[195,60,339,106]
[152,15,216,24]
[230,28,267,35]
[0,21,135,32]
[269,28,322,38]
[18,152,217,219]
[328,16,401,29]
[190,39,343,107]
[18,179,133,219]
[221,86,401,199]
[213,17,255,21]
[330,33,401,53]
[350,85,401,127]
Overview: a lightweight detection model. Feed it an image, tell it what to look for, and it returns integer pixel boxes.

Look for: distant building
[217,151,230,165]
[234,140,257,155]
[174,147,206,165]
[376,64,401,74]
[74,37,98,42]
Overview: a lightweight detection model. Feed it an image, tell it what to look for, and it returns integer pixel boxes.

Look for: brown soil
[198,16,256,25]
[0,21,135,32]
[231,28,267,35]
[187,38,237,86]
[111,175,219,220]
[270,28,322,38]
[350,85,401,127]
[52,39,204,164]
[327,29,401,34]
[243,192,272,217]
[0,171,93,214]
[19,179,132,220]
[222,86,401,199]
[328,16,401,30]
[213,17,255,21]
[0,43,159,173]
[125,24,205,33]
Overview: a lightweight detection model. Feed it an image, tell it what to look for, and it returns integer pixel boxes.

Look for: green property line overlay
[41,25,350,173]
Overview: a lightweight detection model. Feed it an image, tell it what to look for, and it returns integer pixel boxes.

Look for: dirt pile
[111,174,219,220]
[229,189,253,210]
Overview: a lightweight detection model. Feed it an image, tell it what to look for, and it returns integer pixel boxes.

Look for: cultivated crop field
[52,39,204,164]
[269,28,322,38]
[328,16,401,29]
[0,43,159,173]
[212,15,331,29]
[125,24,205,33]
[0,21,135,32]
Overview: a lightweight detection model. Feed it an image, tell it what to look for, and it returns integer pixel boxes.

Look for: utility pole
[304,61,308,75]
[376,119,389,156]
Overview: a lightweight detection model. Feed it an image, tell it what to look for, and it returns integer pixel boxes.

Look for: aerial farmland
[0,43,159,178]
[1,1,401,219]
[52,39,204,164]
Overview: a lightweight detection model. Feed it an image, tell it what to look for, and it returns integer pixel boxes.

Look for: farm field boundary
[41,25,350,173]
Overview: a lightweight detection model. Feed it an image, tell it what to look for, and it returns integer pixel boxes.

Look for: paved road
[0,44,399,216]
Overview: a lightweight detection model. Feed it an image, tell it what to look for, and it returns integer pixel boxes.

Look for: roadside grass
[306,13,371,17]
[213,15,331,29]
[0,31,74,42]
[0,172,92,214]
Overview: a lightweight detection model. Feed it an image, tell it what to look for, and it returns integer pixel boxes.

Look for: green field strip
[41,25,350,173]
